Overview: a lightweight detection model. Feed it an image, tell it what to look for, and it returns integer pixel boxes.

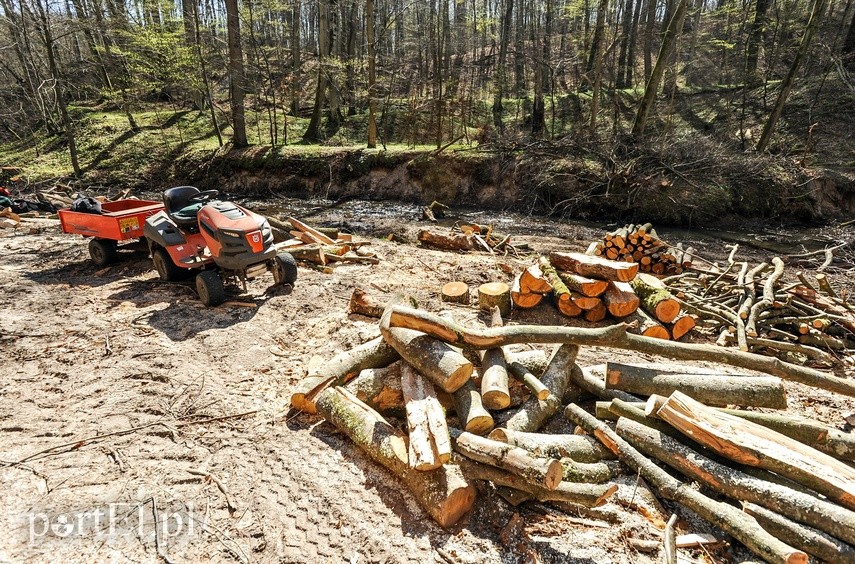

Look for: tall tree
[588,0,609,134]
[492,0,514,133]
[366,0,377,147]
[843,9,855,68]
[745,0,770,82]
[225,0,248,146]
[304,0,329,141]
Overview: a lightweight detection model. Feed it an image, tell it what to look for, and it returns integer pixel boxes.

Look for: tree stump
[441,281,470,305]
[478,282,511,316]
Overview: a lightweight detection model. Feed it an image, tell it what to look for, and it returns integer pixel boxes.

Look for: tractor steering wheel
[188,190,219,204]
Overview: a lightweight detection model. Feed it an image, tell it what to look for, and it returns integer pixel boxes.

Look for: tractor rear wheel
[152,247,185,281]
[196,270,225,306]
[89,239,118,266]
[273,253,298,285]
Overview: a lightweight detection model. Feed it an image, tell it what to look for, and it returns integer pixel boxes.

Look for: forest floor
[3,199,855,563]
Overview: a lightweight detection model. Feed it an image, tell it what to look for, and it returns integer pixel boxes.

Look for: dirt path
[2,213,854,563]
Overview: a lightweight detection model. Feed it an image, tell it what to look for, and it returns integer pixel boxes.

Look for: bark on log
[455,456,617,507]
[654,391,855,512]
[549,251,639,281]
[540,258,581,317]
[560,458,620,483]
[584,301,608,322]
[441,281,470,304]
[559,272,609,297]
[742,502,855,564]
[565,404,808,564]
[507,349,549,376]
[349,288,386,318]
[402,363,452,471]
[315,387,475,527]
[452,431,563,490]
[511,275,543,309]
[604,281,640,318]
[623,309,670,339]
[614,417,855,547]
[288,245,327,265]
[503,344,581,432]
[291,336,400,414]
[287,216,337,244]
[384,305,855,397]
[452,379,494,435]
[631,273,681,323]
[506,355,550,400]
[569,364,641,402]
[520,263,553,294]
[480,306,511,410]
[418,229,474,251]
[478,282,511,316]
[747,257,785,337]
[669,311,696,340]
[488,428,616,462]
[605,362,787,409]
[347,363,405,413]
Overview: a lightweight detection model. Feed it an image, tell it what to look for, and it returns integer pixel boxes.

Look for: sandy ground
[2,206,855,564]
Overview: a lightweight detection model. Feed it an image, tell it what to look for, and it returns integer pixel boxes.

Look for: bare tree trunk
[367,0,377,147]
[193,2,222,146]
[225,0,248,147]
[291,0,301,116]
[492,0,514,133]
[616,0,635,88]
[304,0,329,141]
[589,0,609,134]
[745,0,770,82]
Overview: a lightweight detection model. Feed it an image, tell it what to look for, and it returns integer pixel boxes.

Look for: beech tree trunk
[452,430,564,490]
[452,379,494,435]
[549,251,639,281]
[488,428,617,462]
[402,363,452,470]
[225,0,248,146]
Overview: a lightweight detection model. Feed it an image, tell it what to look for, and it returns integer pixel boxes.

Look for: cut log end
[442,281,470,304]
[478,282,512,317]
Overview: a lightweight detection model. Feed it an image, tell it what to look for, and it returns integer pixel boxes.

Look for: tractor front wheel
[196,270,225,306]
[272,253,298,285]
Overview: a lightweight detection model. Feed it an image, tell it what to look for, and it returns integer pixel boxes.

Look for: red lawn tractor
[143,186,297,306]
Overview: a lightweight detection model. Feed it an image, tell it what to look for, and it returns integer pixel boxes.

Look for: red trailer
[59,199,164,265]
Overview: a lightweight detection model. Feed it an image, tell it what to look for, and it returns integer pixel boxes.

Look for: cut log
[520,264,553,294]
[287,216,337,244]
[452,431,563,490]
[380,304,473,393]
[623,309,670,339]
[418,229,474,251]
[452,379,494,435]
[384,305,855,398]
[603,281,640,318]
[539,257,581,317]
[615,416,855,548]
[631,273,681,323]
[291,336,400,414]
[558,272,609,297]
[478,282,511,316]
[402,363,452,471]
[570,292,602,311]
[669,312,696,340]
[480,306,511,410]
[584,301,608,322]
[315,387,475,527]
[653,391,855,512]
[549,251,639,282]
[742,502,855,564]
[349,288,386,318]
[506,355,550,400]
[288,245,327,265]
[569,364,641,403]
[455,457,617,507]
[605,362,787,409]
[565,404,808,564]
[488,428,616,462]
[560,458,620,483]
[503,345,581,432]
[506,349,549,376]
[441,281,470,304]
[511,275,543,309]
[347,363,404,413]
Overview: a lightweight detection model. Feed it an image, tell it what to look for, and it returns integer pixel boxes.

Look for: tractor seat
[163,186,203,229]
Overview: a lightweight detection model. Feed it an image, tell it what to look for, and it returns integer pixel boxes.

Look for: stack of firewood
[271,216,379,268]
[661,244,855,366]
[511,251,696,341]
[589,223,695,275]
[291,297,855,562]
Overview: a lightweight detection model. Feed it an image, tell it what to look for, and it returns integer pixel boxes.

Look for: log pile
[510,252,696,341]
[589,223,695,275]
[417,222,520,254]
[271,216,379,269]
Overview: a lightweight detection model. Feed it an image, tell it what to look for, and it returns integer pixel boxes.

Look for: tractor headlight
[221,230,241,238]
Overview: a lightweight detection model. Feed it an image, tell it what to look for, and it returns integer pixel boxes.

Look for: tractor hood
[198,201,267,233]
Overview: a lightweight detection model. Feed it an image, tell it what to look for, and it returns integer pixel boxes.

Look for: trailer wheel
[273,253,298,285]
[196,270,225,306]
[152,247,185,281]
[89,239,118,266]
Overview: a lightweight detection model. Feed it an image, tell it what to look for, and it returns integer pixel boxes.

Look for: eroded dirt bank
[2,202,855,563]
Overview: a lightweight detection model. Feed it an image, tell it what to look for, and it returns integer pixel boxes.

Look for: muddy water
[247,196,847,257]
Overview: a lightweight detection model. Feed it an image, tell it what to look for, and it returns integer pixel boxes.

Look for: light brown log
[669,311,696,340]
[559,458,620,483]
[569,364,641,402]
[507,349,549,376]
[287,216,337,244]
[480,306,511,410]
[506,355,550,400]
[291,336,400,414]
[503,344,581,432]
[558,272,609,297]
[455,457,617,507]
[623,309,670,339]
[539,258,581,317]
[451,379,494,435]
[380,305,473,393]
[418,229,474,251]
[549,251,639,281]
[605,362,787,408]
[288,244,327,265]
[511,275,543,308]
[402,363,452,471]
[520,263,553,294]
[315,387,475,528]
[742,502,855,564]
[570,292,602,311]
[631,273,681,323]
[566,404,808,564]
[453,431,563,490]
[614,417,855,548]
[348,288,386,318]
[488,428,616,462]
[654,391,855,512]
[603,281,640,318]
[384,305,855,397]
[816,273,837,297]
[584,301,608,322]
[478,282,511,316]
[441,281,470,304]
[347,363,404,413]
